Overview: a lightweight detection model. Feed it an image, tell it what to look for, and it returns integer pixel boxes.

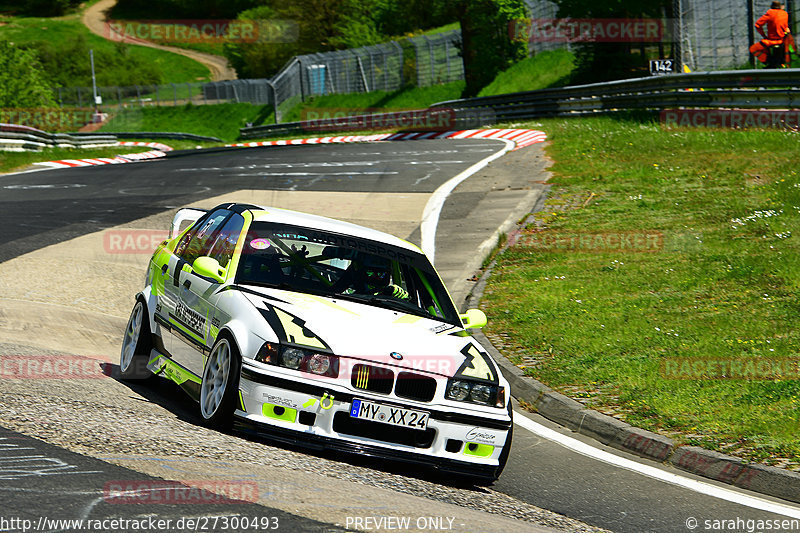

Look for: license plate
[349,399,429,430]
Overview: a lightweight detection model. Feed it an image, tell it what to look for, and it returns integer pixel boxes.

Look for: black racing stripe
[173,259,188,287]
[454,344,499,385]
[240,366,511,430]
[168,312,205,341]
[214,284,291,305]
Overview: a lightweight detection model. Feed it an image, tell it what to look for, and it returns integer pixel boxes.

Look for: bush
[0,40,55,107]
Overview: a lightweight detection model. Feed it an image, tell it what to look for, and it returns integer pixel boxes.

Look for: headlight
[259,344,339,377]
[470,384,492,404]
[446,380,471,401]
[446,378,502,407]
[307,354,331,375]
[281,348,304,369]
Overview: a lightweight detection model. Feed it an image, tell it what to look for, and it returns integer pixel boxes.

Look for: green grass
[478,49,575,97]
[95,83,463,141]
[0,16,210,86]
[100,103,274,142]
[281,82,465,122]
[482,117,800,468]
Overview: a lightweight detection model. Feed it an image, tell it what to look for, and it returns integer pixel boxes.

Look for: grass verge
[280,81,466,122]
[0,16,210,86]
[482,117,800,468]
[99,103,274,142]
[478,49,575,97]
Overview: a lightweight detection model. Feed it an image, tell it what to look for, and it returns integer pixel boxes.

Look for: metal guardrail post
[356,55,370,92]
[424,35,434,85]
[266,80,280,123]
[391,41,403,87]
[369,50,375,92]
[297,58,306,102]
[746,0,755,68]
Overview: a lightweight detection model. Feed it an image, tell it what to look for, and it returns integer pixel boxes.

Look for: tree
[449,0,528,97]
[0,41,56,108]
[552,0,672,83]
[5,0,81,17]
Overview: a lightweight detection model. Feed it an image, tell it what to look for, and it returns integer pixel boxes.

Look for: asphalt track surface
[0,426,344,532]
[1,140,799,532]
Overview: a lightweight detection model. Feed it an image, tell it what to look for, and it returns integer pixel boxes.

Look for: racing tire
[119,299,153,381]
[199,336,242,430]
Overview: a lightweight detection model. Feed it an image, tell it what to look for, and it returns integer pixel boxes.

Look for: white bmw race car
[120,202,512,482]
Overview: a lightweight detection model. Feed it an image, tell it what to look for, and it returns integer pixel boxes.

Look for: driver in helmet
[342,258,409,300]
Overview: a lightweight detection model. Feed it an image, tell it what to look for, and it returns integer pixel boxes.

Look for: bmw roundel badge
[390,352,403,360]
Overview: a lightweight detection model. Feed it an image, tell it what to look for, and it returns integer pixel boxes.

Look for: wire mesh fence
[523,0,799,71]
[59,1,798,127]
[53,29,464,123]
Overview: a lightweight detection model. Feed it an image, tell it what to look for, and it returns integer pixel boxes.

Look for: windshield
[235,222,461,325]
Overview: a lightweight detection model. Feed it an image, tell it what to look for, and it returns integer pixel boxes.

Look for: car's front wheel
[200,336,241,429]
[119,299,153,380]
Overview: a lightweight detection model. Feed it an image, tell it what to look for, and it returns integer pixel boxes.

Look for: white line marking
[513,412,800,518]
[3,184,86,190]
[230,171,398,177]
[420,139,514,263]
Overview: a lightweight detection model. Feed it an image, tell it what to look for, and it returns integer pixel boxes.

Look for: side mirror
[193,256,227,283]
[460,308,487,329]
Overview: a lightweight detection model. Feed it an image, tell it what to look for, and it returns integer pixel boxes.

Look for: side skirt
[147,349,202,401]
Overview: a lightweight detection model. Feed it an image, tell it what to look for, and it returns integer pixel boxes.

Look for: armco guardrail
[0,124,117,152]
[238,108,497,140]
[429,69,800,121]
[68,131,222,143]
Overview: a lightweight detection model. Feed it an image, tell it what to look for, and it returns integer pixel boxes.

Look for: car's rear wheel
[200,336,241,429]
[119,299,153,380]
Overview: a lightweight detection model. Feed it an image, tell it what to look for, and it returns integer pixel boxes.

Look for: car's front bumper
[236,364,511,480]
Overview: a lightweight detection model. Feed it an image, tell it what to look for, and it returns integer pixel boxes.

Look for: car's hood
[239,284,486,378]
